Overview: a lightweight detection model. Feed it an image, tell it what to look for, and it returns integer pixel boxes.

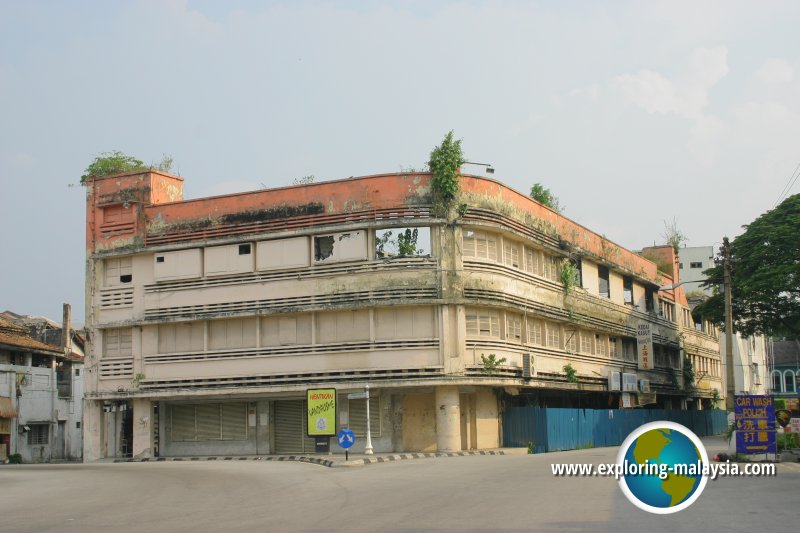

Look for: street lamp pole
[364,384,374,455]
[723,237,736,411]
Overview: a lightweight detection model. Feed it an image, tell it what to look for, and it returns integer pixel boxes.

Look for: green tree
[694,194,800,337]
[662,217,688,254]
[530,183,562,212]
[81,151,147,184]
[428,131,465,203]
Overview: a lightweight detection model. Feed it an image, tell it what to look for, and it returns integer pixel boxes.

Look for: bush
[8,453,23,464]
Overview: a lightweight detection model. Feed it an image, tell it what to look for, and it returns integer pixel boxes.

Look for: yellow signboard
[307,388,336,436]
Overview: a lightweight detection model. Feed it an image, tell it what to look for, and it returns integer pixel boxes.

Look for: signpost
[337,428,355,460]
[734,395,776,455]
[636,322,654,370]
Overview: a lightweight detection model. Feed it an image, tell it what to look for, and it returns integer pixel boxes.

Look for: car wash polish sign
[735,395,776,454]
[637,322,654,370]
[307,388,336,437]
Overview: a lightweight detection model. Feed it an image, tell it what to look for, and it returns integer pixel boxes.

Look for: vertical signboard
[637,322,654,370]
[734,395,776,454]
[307,388,337,437]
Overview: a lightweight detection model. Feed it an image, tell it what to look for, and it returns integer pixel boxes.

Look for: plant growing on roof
[563,363,578,383]
[530,183,563,212]
[560,260,579,295]
[428,130,465,205]
[480,353,507,374]
[662,217,688,254]
[81,150,147,184]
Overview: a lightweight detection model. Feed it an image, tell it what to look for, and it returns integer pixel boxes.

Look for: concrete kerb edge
[112,448,524,468]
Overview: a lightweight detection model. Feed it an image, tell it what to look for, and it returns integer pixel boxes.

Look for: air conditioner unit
[639,379,651,393]
[522,354,532,379]
[622,373,638,392]
[608,371,621,392]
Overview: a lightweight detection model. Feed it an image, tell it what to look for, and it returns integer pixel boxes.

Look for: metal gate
[273,400,314,454]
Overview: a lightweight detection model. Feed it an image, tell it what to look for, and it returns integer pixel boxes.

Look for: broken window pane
[375,227,431,259]
[314,235,335,261]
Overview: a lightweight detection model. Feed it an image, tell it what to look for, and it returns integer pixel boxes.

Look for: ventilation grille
[99,287,134,309]
[463,260,561,291]
[145,258,436,293]
[146,206,433,246]
[461,208,560,249]
[99,358,134,379]
[463,287,636,338]
[100,221,136,239]
[140,366,445,391]
[145,339,439,364]
[144,287,439,321]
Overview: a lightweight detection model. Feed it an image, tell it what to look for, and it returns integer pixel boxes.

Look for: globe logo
[617,421,709,514]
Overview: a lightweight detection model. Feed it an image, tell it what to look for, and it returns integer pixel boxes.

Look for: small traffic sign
[337,428,356,449]
[347,392,368,400]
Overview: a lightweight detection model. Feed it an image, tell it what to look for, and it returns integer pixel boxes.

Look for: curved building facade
[83,170,721,460]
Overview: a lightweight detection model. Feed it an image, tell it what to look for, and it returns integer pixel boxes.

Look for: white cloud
[613,46,728,119]
[755,58,794,84]
[687,115,726,167]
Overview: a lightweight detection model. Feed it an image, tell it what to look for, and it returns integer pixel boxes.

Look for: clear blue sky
[1,0,799,324]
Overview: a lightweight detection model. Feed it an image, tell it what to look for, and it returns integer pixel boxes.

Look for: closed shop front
[273,400,315,454]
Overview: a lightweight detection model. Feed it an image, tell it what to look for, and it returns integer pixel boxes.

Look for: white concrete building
[0,307,84,462]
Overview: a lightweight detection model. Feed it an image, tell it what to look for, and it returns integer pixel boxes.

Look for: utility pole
[723,237,736,411]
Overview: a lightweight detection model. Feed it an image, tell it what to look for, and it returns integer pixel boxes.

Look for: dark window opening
[645,289,655,313]
[690,261,703,268]
[27,424,49,445]
[156,256,165,263]
[598,265,610,298]
[120,274,132,283]
[679,262,683,269]
[76,421,81,429]
[314,236,335,261]
[623,276,633,305]
[238,244,251,255]
[571,258,582,288]
[75,368,80,376]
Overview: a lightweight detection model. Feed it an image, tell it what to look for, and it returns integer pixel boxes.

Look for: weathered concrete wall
[475,389,499,449]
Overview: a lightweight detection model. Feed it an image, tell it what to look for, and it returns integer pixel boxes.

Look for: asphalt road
[1,445,797,533]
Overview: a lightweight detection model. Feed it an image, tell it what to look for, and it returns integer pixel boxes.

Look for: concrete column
[435,386,461,452]
[83,400,104,462]
[132,398,152,460]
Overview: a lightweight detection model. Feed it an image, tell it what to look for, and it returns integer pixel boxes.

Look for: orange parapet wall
[86,170,668,289]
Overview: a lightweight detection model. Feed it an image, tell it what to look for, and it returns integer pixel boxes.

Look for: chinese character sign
[637,322,654,370]
[734,395,776,454]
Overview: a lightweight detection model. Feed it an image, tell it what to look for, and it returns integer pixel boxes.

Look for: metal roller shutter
[171,404,196,442]
[274,400,315,453]
[222,403,247,441]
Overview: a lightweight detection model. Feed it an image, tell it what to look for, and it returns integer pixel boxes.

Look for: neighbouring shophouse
[770,340,800,413]
[83,170,721,460]
[0,305,84,462]
[679,245,770,396]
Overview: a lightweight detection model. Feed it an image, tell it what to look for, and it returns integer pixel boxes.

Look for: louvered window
[465,309,500,338]
[463,230,498,261]
[104,328,132,357]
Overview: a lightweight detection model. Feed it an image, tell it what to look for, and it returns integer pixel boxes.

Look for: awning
[0,397,17,418]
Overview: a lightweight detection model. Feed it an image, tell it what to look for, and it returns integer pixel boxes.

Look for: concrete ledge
[113,448,528,467]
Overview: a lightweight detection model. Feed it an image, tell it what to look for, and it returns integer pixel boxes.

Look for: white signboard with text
[637,322,654,370]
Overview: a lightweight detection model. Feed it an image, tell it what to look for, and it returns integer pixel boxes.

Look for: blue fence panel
[503,407,728,452]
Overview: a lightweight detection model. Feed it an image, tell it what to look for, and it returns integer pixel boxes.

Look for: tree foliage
[81,151,176,184]
[428,131,465,203]
[530,183,562,212]
[694,194,800,337]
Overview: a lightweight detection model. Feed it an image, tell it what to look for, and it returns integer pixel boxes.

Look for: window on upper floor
[772,371,783,393]
[564,328,577,353]
[314,231,367,263]
[645,289,655,313]
[598,265,610,299]
[158,322,204,354]
[104,257,132,286]
[545,322,561,349]
[375,227,431,259]
[526,319,544,346]
[623,276,633,305]
[506,313,522,342]
[104,328,132,358]
[462,230,498,262]
[502,240,521,269]
[579,331,593,354]
[465,308,500,338]
[690,261,703,269]
[785,371,797,394]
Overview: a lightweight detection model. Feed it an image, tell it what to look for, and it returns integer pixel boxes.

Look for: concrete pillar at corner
[132,398,152,460]
[83,400,104,462]
[435,386,461,452]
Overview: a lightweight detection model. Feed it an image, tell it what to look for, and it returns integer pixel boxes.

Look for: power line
[774,161,800,207]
